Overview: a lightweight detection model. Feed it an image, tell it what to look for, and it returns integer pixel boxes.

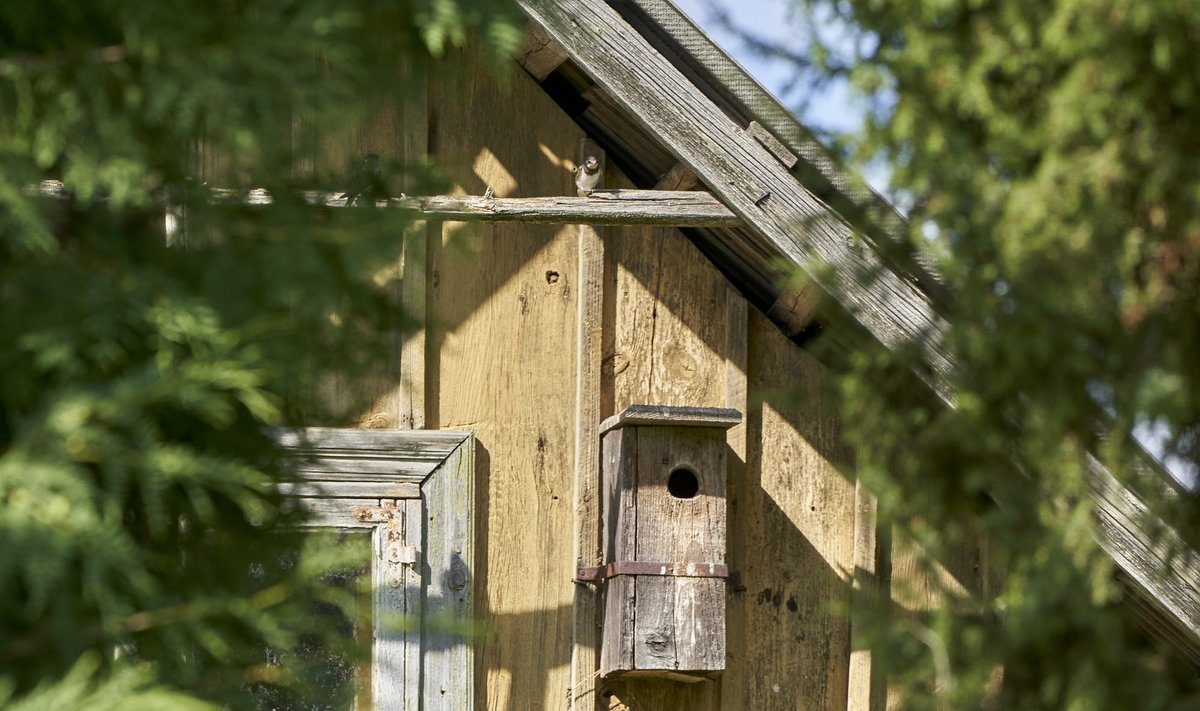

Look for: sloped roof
[515,0,1200,664]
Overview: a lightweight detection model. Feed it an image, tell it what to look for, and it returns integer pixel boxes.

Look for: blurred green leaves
[0,0,517,707]
[773,0,1200,706]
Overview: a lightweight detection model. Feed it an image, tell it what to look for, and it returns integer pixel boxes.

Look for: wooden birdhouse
[588,404,741,680]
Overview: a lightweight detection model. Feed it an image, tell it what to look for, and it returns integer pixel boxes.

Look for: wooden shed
[272,0,1200,708]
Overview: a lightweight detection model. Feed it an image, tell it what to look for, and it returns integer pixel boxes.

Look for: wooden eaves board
[515,0,1200,662]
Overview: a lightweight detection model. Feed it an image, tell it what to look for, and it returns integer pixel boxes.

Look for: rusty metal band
[574,561,728,583]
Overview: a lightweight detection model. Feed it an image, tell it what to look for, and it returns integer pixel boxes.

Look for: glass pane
[248,528,372,711]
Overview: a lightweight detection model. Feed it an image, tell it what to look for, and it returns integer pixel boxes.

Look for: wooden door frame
[276,427,475,711]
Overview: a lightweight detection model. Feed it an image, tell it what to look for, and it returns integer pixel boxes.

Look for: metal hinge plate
[356,504,419,588]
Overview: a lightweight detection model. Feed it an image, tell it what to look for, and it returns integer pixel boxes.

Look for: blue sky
[672,0,864,134]
[671,0,893,195]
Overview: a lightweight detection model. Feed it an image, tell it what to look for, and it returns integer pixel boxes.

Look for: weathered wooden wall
[380,49,865,709]
[300,46,984,711]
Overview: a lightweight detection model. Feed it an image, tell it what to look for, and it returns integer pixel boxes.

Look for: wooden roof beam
[517,23,569,80]
[518,0,954,385]
[654,162,700,191]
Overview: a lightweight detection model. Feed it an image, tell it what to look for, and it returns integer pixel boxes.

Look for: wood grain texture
[518,23,569,81]
[374,498,421,711]
[720,290,749,711]
[310,55,427,427]
[420,437,475,708]
[426,45,582,709]
[600,429,724,708]
[602,428,639,676]
[1087,456,1200,664]
[399,222,427,429]
[885,518,988,711]
[846,481,883,711]
[382,191,738,226]
[275,429,473,706]
[276,427,470,528]
[654,163,700,191]
[606,223,731,414]
[599,424,730,676]
[629,426,727,674]
[212,188,738,227]
[722,310,857,710]
[402,497,424,711]
[746,121,798,170]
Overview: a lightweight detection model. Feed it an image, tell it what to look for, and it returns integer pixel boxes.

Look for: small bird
[574,155,602,196]
[342,153,388,206]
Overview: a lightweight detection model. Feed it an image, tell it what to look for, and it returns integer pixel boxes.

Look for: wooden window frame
[275,427,475,711]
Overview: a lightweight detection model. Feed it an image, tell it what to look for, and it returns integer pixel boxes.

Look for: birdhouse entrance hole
[667,467,700,499]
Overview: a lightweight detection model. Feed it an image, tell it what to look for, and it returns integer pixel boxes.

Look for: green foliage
[0,654,214,711]
[0,0,516,708]
[774,0,1200,707]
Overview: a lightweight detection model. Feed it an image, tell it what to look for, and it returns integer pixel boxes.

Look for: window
[276,427,475,710]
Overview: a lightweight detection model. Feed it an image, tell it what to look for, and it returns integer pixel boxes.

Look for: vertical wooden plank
[847,481,882,711]
[572,142,606,710]
[426,43,583,709]
[721,287,748,708]
[361,219,428,430]
[723,311,856,710]
[602,205,729,709]
[723,289,749,435]
[403,497,424,711]
[422,220,442,431]
[601,428,638,677]
[885,513,991,709]
[375,499,419,711]
[308,54,429,428]
[399,223,426,430]
[419,440,475,709]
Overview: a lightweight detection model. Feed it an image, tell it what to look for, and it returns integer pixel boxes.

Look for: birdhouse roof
[515,0,1200,665]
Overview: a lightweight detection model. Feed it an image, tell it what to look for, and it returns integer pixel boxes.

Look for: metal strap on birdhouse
[355,504,418,588]
[575,561,728,584]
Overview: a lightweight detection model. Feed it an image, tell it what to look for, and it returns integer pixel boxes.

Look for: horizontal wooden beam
[222,187,740,227]
[386,190,738,226]
[36,181,736,227]
[518,23,570,80]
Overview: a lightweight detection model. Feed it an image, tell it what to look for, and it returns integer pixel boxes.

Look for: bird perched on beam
[574,155,602,196]
[342,153,388,206]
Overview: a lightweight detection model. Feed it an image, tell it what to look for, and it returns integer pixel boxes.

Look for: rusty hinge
[355,504,418,588]
[574,561,728,584]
